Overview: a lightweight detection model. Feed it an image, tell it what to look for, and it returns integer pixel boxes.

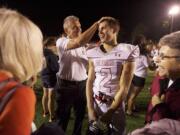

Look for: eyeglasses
[158,53,180,60]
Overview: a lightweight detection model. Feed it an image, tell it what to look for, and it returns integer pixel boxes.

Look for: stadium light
[168,5,180,33]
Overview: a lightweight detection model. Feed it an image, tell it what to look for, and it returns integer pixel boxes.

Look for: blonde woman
[0,8,43,135]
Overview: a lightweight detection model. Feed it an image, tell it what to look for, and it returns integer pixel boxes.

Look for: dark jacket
[146,76,180,123]
[41,48,59,79]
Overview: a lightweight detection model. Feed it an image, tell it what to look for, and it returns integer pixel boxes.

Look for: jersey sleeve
[143,55,149,67]
[127,45,140,61]
[86,47,99,59]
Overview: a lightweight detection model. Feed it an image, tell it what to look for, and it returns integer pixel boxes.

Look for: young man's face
[156,45,180,79]
[98,21,116,44]
[65,19,81,39]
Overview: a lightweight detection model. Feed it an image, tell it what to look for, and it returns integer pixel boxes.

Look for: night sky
[1,0,180,42]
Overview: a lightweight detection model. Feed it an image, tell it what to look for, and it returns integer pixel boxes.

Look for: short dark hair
[159,31,180,50]
[44,37,56,47]
[132,34,146,45]
[132,34,147,55]
[99,17,120,34]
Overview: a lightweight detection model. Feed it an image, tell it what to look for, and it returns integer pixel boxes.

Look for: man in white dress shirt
[55,15,99,135]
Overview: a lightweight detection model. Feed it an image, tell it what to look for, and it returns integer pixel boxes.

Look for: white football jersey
[87,43,139,97]
[134,55,149,78]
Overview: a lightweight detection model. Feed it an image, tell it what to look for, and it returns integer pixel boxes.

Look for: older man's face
[156,45,180,79]
[65,20,81,39]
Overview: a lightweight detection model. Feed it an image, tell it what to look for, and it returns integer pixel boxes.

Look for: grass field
[34,71,154,135]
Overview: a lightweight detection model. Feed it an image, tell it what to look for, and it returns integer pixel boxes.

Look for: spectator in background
[41,37,59,122]
[126,35,151,115]
[145,41,158,70]
[0,8,43,135]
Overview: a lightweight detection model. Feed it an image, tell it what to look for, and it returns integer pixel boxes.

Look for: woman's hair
[0,8,43,82]
[132,34,147,55]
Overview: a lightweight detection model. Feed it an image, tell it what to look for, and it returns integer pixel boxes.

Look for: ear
[178,62,180,69]
[64,28,68,35]
[112,28,117,35]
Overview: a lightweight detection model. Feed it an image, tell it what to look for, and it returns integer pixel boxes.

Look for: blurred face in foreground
[0,8,43,82]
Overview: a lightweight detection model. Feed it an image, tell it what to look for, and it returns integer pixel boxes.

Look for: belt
[59,79,86,85]
[94,94,114,104]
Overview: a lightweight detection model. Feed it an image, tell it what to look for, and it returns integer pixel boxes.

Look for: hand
[88,120,99,134]
[160,94,165,101]
[97,120,110,135]
[98,16,112,24]
[152,94,164,107]
[88,120,110,135]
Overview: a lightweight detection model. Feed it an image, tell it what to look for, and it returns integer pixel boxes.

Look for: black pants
[55,78,87,135]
